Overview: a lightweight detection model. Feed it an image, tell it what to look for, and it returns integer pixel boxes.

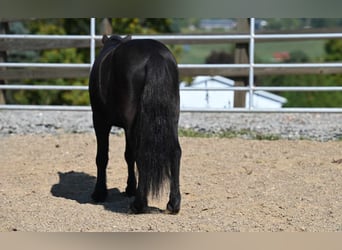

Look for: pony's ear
[102,35,109,44]
[123,35,132,42]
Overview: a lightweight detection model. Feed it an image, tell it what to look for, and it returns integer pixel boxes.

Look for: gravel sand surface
[1,111,341,141]
[1,111,341,231]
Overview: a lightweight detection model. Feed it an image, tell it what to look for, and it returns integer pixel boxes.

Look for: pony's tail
[136,53,180,198]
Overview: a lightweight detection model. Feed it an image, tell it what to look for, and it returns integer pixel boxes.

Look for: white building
[180,76,287,110]
[199,19,237,31]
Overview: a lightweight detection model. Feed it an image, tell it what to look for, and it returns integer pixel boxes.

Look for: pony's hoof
[128,204,162,214]
[129,202,162,214]
[91,189,108,203]
[129,202,145,214]
[166,202,180,214]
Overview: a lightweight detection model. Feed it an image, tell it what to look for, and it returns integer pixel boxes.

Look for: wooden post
[233,18,249,108]
[101,18,112,35]
[0,22,9,104]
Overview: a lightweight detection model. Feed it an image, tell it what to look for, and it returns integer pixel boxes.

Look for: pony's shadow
[50,171,133,214]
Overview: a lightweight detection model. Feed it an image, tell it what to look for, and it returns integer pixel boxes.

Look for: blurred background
[0,18,341,108]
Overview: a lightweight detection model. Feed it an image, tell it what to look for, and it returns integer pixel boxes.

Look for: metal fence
[0,18,342,112]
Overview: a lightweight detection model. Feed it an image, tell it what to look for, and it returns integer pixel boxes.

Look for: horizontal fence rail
[0,18,342,112]
[1,104,342,113]
[1,63,342,80]
[2,32,342,48]
[2,85,342,92]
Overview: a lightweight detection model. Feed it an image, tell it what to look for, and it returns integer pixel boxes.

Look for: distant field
[255,40,326,62]
[178,40,326,64]
[178,44,233,64]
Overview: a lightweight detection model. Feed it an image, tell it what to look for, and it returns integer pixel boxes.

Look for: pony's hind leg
[130,181,149,214]
[124,129,137,197]
[129,154,149,214]
[166,142,182,214]
[91,115,111,203]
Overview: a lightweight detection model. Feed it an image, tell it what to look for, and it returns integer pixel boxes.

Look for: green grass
[178,128,213,138]
[178,40,326,64]
[178,128,280,140]
[178,44,233,64]
[253,133,281,141]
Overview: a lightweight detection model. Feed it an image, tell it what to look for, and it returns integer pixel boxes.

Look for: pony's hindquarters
[131,52,182,214]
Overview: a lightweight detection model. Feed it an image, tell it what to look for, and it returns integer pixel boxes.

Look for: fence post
[233,18,249,108]
[0,21,9,104]
[90,18,96,66]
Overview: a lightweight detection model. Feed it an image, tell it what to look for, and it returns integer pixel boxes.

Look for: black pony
[89,35,182,214]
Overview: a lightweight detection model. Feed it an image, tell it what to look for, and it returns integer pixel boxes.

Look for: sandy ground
[1,133,342,232]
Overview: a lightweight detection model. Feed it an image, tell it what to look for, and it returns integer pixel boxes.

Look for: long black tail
[136,53,180,198]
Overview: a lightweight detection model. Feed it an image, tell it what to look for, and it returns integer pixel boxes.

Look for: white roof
[181,75,234,88]
[180,76,287,104]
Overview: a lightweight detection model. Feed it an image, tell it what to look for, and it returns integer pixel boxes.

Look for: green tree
[108,18,183,62]
[10,19,89,105]
[325,39,342,61]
